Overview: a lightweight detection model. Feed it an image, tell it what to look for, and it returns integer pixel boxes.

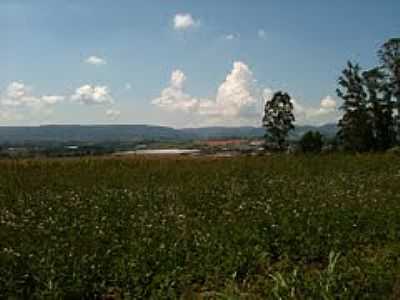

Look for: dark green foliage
[363,68,396,151]
[337,38,400,151]
[337,62,373,152]
[299,131,323,153]
[378,38,400,99]
[378,38,400,143]
[263,91,295,150]
[337,61,397,152]
[1,155,400,298]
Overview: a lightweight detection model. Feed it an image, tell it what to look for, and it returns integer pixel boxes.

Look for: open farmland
[1,155,400,299]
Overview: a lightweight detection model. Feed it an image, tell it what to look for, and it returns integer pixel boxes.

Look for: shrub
[299,131,324,153]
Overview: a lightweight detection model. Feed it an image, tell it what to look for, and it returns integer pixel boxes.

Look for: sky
[1,0,399,128]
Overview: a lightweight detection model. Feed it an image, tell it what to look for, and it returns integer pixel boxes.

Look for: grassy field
[1,154,400,299]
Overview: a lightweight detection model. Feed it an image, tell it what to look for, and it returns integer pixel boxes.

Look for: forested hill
[0,124,337,144]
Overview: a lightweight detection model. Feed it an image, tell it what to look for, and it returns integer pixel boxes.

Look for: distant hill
[291,124,338,139]
[0,124,338,144]
[0,125,188,144]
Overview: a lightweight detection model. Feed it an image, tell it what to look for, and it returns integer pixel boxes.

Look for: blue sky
[1,0,399,127]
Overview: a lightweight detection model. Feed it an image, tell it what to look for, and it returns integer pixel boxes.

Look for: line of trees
[337,38,400,152]
[263,38,400,153]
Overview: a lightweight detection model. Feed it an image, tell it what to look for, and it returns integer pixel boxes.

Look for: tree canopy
[263,91,295,150]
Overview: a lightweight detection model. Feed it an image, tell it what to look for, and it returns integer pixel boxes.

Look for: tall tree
[337,62,373,152]
[263,91,295,150]
[363,67,395,150]
[378,38,400,143]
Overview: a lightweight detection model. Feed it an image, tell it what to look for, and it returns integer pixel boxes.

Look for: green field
[1,155,400,299]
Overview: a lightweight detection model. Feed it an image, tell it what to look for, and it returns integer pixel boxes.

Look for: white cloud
[3,81,34,107]
[6,81,28,100]
[225,33,240,40]
[71,85,113,105]
[153,64,340,127]
[290,95,339,125]
[212,62,259,119]
[152,70,199,112]
[41,95,65,105]
[258,29,266,39]
[0,81,64,122]
[320,95,337,110]
[173,13,200,30]
[2,81,64,108]
[125,83,132,90]
[106,109,121,120]
[170,69,186,89]
[153,62,263,126]
[85,56,107,66]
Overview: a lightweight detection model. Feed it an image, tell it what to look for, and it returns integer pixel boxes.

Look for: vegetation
[1,155,400,299]
[1,35,399,300]
[263,91,295,150]
[337,38,400,152]
[337,62,373,152]
[299,131,323,153]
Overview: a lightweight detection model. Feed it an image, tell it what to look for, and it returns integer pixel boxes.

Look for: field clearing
[1,154,400,299]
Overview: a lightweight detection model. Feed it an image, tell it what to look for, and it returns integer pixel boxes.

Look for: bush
[299,131,324,153]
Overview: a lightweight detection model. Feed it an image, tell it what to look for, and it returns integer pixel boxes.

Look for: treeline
[263,38,400,153]
[337,38,400,152]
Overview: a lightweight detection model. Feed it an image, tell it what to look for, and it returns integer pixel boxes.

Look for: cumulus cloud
[71,85,113,105]
[2,81,64,108]
[6,81,28,100]
[170,69,186,89]
[153,62,263,126]
[106,109,121,120]
[153,63,340,126]
[212,62,259,119]
[85,56,107,66]
[2,82,34,107]
[173,13,200,30]
[320,95,337,110]
[290,95,339,125]
[0,81,64,122]
[152,70,199,112]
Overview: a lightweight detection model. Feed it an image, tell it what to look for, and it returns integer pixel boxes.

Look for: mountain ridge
[0,124,338,144]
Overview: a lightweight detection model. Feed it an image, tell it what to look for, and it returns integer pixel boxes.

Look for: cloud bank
[153,62,339,126]
[2,82,64,108]
[0,81,65,122]
[0,63,339,126]
[153,62,264,126]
